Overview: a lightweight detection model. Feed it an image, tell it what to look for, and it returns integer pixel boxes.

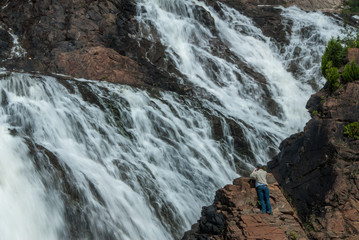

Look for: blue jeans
[256,185,272,213]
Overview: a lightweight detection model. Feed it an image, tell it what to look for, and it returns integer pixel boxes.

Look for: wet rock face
[205,0,288,44]
[0,29,12,59]
[56,46,145,85]
[0,0,183,91]
[199,205,226,235]
[182,177,308,240]
[269,81,359,239]
[0,0,341,87]
[210,0,342,12]
[205,0,342,46]
[0,0,342,90]
[282,0,342,12]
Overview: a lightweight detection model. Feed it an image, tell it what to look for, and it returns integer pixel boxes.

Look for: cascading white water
[0,71,237,239]
[279,6,345,90]
[137,0,344,164]
[0,125,64,240]
[0,1,347,240]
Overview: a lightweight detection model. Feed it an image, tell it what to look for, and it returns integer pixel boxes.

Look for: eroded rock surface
[282,0,342,12]
[0,0,344,87]
[205,0,342,46]
[0,0,183,91]
[182,177,308,240]
[57,46,145,85]
[269,80,359,239]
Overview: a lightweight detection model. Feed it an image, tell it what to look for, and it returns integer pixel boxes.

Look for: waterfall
[0,1,345,240]
[0,71,236,239]
[0,125,63,240]
[137,1,344,164]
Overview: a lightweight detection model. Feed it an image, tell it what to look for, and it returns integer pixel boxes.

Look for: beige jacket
[250,169,268,185]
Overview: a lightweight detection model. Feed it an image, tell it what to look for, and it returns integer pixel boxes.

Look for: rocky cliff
[182,176,308,240]
[0,0,343,89]
[182,78,359,239]
[1,0,332,179]
[2,0,358,239]
[269,80,359,239]
[0,0,183,91]
[181,2,359,239]
[204,0,343,45]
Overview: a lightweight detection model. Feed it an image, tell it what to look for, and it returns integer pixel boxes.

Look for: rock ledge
[182,176,308,240]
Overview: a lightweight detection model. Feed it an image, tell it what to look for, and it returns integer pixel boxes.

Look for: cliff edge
[269,80,359,239]
[182,79,359,239]
[182,176,308,240]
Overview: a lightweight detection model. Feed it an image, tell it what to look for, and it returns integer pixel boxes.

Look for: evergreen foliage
[321,38,345,76]
[324,61,340,90]
[343,0,359,14]
[321,28,359,91]
[342,60,359,83]
[344,122,359,139]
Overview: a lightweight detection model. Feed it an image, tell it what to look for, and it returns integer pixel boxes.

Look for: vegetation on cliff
[342,0,359,14]
[342,60,359,82]
[344,121,359,140]
[268,21,359,240]
[270,78,359,239]
[321,32,359,90]
[321,38,345,76]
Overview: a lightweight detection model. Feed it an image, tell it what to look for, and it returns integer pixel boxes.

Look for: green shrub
[320,96,325,104]
[321,38,345,75]
[342,60,359,83]
[343,0,359,14]
[289,230,298,240]
[324,61,340,90]
[304,221,314,232]
[344,122,359,139]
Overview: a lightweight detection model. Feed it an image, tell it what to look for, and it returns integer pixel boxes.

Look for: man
[250,164,272,214]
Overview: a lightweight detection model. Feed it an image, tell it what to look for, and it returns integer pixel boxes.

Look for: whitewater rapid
[137,0,344,164]
[0,72,238,239]
[0,1,345,240]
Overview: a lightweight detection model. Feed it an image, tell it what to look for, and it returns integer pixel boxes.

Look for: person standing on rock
[250,164,272,214]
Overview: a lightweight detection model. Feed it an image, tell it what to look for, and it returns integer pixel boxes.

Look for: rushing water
[0,1,345,240]
[0,72,237,239]
[137,1,344,164]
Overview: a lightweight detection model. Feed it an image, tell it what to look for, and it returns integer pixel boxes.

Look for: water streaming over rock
[137,1,344,164]
[0,1,345,239]
[0,72,237,239]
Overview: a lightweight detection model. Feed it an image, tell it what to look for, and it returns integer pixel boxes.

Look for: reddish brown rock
[182,177,308,240]
[0,0,184,92]
[347,48,359,65]
[269,80,359,239]
[282,0,342,12]
[205,0,342,47]
[57,46,145,85]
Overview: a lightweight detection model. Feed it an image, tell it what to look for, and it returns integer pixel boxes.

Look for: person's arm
[250,168,257,178]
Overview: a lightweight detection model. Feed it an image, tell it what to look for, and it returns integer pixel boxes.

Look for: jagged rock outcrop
[182,176,308,240]
[282,0,342,12]
[205,0,343,46]
[207,0,342,13]
[205,0,289,44]
[56,46,145,85]
[0,0,345,88]
[184,74,359,240]
[269,80,359,239]
[0,0,183,92]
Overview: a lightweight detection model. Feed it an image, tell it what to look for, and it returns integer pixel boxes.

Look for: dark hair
[256,164,263,169]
